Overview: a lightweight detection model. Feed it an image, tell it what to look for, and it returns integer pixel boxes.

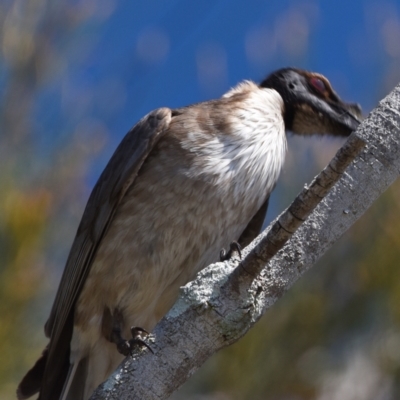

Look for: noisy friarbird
[18,68,361,400]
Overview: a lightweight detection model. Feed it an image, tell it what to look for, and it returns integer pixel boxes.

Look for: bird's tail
[17,347,48,400]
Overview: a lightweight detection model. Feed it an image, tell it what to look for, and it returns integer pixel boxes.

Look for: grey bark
[90,83,400,400]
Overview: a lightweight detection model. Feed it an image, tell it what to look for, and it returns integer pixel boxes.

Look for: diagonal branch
[90,83,400,400]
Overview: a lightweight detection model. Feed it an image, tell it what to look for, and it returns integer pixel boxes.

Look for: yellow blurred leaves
[4,188,52,247]
[351,181,400,323]
[0,186,53,397]
[1,187,52,301]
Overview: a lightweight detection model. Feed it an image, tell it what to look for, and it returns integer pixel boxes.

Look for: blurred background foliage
[1,0,400,399]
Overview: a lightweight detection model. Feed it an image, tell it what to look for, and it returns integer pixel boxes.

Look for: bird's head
[260,68,362,137]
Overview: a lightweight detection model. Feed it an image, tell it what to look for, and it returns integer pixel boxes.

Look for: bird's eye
[310,77,326,93]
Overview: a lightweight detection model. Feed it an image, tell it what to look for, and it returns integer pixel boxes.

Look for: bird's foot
[102,307,153,356]
[114,327,153,356]
[129,327,154,354]
[220,241,242,261]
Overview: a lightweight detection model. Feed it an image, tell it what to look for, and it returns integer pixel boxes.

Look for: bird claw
[116,335,153,357]
[127,338,154,355]
[220,241,242,261]
[104,309,154,356]
[129,326,154,354]
[117,326,153,356]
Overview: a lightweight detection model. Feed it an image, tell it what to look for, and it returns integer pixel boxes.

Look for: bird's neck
[181,83,287,206]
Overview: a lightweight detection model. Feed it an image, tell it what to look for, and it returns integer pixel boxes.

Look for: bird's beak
[292,93,362,137]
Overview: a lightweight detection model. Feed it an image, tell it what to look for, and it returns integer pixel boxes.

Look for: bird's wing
[45,108,171,340]
[18,108,172,400]
[238,197,270,247]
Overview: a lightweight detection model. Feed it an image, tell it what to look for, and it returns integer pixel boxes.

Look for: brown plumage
[18,68,361,400]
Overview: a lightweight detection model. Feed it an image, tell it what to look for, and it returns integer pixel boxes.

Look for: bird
[17,68,361,400]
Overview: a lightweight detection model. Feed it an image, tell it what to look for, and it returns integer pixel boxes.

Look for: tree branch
[90,83,400,400]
